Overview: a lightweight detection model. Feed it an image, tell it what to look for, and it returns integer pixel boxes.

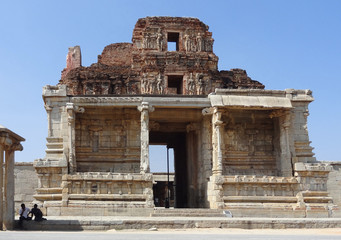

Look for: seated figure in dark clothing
[29,204,46,221]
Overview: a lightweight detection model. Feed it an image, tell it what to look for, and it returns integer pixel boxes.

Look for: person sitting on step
[29,204,47,221]
[19,203,32,228]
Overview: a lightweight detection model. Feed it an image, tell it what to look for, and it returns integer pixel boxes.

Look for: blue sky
[0,0,340,170]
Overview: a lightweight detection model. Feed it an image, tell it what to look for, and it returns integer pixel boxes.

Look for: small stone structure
[34,17,339,217]
[0,125,24,230]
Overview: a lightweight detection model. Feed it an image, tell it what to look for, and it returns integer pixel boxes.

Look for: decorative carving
[156,73,164,94]
[196,73,205,95]
[184,32,191,52]
[156,29,163,51]
[72,97,142,104]
[202,107,214,115]
[196,33,203,52]
[187,73,196,95]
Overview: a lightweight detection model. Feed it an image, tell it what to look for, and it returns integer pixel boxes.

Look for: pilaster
[45,102,53,137]
[66,103,76,173]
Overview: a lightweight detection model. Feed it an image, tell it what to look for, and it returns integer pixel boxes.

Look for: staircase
[151,208,227,217]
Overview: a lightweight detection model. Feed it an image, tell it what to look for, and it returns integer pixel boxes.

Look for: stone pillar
[202,107,224,209]
[0,126,24,230]
[66,103,76,173]
[0,145,3,230]
[3,150,14,230]
[212,107,224,175]
[137,102,154,174]
[279,111,293,177]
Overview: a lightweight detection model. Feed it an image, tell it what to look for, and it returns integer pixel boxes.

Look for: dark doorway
[150,145,175,208]
[167,75,183,94]
[150,132,188,208]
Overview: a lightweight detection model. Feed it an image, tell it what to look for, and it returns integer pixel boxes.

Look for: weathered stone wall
[75,107,140,173]
[221,110,278,176]
[14,162,38,212]
[327,162,341,207]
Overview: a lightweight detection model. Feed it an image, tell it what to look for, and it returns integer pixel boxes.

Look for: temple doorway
[150,132,190,208]
[150,145,175,208]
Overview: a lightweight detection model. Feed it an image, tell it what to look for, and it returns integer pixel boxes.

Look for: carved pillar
[138,102,154,174]
[203,107,224,209]
[0,145,3,230]
[66,103,76,173]
[45,103,53,137]
[212,107,224,175]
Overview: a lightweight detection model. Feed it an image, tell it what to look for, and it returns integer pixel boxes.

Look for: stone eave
[209,94,292,109]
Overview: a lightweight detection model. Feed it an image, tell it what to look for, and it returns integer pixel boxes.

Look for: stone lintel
[142,96,210,108]
[70,96,210,108]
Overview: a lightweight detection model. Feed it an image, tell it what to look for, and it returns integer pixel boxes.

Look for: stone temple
[34,17,337,217]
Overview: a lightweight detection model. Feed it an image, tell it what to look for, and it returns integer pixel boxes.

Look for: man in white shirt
[19,203,31,228]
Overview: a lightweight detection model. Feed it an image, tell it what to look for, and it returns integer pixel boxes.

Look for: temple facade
[34,17,337,217]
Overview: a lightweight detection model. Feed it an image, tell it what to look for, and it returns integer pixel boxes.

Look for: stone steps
[151,208,227,217]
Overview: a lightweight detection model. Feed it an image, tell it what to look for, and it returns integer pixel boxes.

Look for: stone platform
[15,215,341,231]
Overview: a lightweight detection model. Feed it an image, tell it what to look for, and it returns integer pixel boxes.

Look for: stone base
[45,204,153,217]
[225,203,337,218]
[14,215,341,231]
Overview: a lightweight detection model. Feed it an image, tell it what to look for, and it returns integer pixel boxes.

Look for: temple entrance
[150,132,191,208]
[150,145,175,208]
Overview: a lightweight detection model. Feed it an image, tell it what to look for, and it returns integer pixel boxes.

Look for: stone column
[212,107,224,175]
[0,145,3,230]
[66,103,76,173]
[0,127,24,230]
[3,150,15,230]
[137,102,154,174]
[280,111,293,177]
